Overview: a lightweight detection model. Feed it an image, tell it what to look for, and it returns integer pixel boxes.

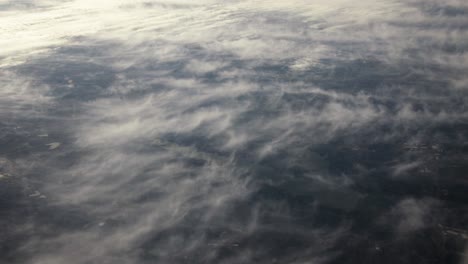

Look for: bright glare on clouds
[0,0,403,65]
[1,0,468,263]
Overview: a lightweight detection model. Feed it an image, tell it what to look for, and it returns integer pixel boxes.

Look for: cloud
[393,198,438,234]
[1,0,467,263]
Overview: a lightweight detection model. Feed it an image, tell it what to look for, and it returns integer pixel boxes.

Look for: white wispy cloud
[1,0,467,263]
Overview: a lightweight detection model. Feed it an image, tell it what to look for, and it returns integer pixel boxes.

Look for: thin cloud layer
[0,0,467,263]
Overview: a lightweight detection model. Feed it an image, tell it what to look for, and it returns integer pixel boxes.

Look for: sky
[0,0,468,263]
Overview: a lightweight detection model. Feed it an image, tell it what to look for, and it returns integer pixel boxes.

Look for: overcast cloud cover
[0,0,467,263]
